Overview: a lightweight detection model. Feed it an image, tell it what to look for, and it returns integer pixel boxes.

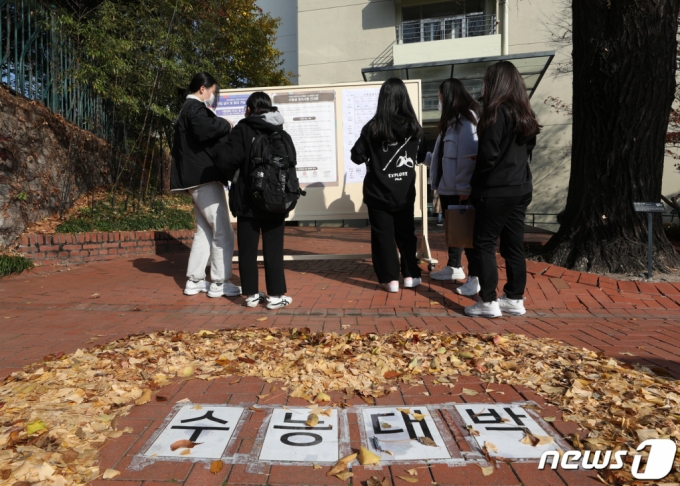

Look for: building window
[397,0,495,44]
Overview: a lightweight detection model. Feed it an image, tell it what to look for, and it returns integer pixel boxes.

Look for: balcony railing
[396,13,497,44]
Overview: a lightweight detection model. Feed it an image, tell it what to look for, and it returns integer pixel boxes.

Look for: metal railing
[1,0,114,141]
[396,13,497,44]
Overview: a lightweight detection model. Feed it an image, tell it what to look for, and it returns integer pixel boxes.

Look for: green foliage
[0,255,34,278]
[16,192,28,201]
[664,223,680,241]
[55,0,290,148]
[56,195,195,233]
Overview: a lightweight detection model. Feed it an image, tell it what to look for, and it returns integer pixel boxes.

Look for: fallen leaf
[335,471,353,481]
[313,463,322,470]
[412,413,425,421]
[406,468,418,476]
[461,388,479,396]
[103,469,121,479]
[256,317,267,322]
[419,436,437,447]
[397,408,411,415]
[180,449,191,456]
[306,413,319,427]
[636,429,659,441]
[485,441,498,453]
[384,371,404,379]
[327,452,357,476]
[170,440,201,451]
[479,465,494,476]
[156,395,168,402]
[316,392,331,402]
[381,422,392,429]
[359,446,381,465]
[520,431,540,447]
[26,419,47,435]
[61,449,78,463]
[178,366,194,377]
[90,293,100,299]
[210,460,223,474]
[543,416,556,422]
[135,389,152,405]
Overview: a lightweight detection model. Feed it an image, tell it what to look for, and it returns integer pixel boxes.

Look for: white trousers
[186,181,235,283]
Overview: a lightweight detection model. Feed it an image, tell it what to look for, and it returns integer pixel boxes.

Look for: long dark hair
[477,61,539,138]
[370,78,420,141]
[438,78,481,135]
[186,72,219,107]
[246,91,279,116]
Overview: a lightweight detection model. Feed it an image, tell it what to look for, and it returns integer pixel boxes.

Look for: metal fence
[396,13,497,44]
[1,0,113,141]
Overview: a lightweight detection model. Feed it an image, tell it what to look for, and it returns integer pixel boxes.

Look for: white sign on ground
[259,408,340,462]
[360,406,451,461]
[143,405,244,459]
[454,404,560,459]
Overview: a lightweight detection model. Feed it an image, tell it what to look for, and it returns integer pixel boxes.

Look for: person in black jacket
[465,61,540,318]
[171,72,241,299]
[215,92,295,310]
[351,78,427,293]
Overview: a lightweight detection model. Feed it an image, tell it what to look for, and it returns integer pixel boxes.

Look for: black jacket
[215,112,296,219]
[350,118,427,210]
[470,105,537,198]
[170,98,231,191]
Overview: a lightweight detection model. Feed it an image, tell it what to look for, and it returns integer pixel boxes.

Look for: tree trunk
[544,0,680,274]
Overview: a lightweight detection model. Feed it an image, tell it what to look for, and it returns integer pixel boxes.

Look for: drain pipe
[500,0,509,55]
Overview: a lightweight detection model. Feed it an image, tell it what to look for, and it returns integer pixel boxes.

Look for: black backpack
[248,131,305,213]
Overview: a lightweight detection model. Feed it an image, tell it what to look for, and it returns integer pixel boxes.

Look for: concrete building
[256,0,680,228]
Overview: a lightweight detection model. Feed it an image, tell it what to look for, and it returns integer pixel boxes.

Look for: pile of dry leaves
[0,328,679,485]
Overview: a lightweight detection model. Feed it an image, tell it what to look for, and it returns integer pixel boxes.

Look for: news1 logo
[538,439,677,480]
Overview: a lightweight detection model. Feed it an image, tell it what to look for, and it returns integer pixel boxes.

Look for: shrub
[0,255,34,277]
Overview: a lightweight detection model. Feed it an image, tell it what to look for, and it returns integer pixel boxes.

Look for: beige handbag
[445,205,475,249]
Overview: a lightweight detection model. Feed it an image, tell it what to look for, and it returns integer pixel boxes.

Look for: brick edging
[19,230,194,266]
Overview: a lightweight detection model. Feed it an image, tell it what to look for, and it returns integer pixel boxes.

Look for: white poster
[360,407,451,461]
[259,408,340,462]
[454,404,560,459]
[273,91,338,186]
[144,405,244,459]
[342,88,380,184]
[216,93,251,126]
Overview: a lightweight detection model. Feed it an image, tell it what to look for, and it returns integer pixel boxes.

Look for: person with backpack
[215,92,303,310]
[350,78,427,293]
[464,61,540,318]
[171,72,241,299]
[425,78,481,296]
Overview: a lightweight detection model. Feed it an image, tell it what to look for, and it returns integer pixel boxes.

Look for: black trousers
[439,194,474,270]
[237,216,286,296]
[368,204,422,283]
[470,193,532,302]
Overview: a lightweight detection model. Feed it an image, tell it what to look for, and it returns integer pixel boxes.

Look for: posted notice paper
[342,88,380,184]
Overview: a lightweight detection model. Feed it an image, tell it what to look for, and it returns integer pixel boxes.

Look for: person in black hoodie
[351,78,427,293]
[215,92,295,310]
[171,72,241,299]
[465,61,540,318]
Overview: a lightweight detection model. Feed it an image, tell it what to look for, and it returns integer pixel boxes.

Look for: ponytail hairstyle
[246,91,279,116]
[477,61,539,138]
[370,78,420,141]
[438,78,482,135]
[186,72,220,108]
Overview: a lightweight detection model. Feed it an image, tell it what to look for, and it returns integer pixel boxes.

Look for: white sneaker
[266,295,292,310]
[464,300,502,318]
[403,277,421,288]
[184,279,209,296]
[456,276,481,296]
[498,294,526,316]
[207,281,242,298]
[381,280,399,293]
[244,292,266,307]
[430,266,466,281]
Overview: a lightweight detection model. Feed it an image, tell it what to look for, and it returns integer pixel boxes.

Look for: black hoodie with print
[350,117,427,210]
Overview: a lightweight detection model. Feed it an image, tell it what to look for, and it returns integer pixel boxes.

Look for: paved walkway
[2,227,679,485]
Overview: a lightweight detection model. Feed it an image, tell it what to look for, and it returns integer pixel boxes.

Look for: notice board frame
[219,80,435,266]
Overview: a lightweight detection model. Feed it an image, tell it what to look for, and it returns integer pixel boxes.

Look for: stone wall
[0,85,112,249]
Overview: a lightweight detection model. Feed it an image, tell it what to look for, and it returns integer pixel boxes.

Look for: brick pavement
[2,227,679,485]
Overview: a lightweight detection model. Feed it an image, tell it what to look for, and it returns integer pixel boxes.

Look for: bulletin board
[218,80,435,265]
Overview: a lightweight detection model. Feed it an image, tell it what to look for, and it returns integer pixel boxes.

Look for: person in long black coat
[171,72,241,299]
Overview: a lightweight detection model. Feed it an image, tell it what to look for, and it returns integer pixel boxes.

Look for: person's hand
[460,196,469,204]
